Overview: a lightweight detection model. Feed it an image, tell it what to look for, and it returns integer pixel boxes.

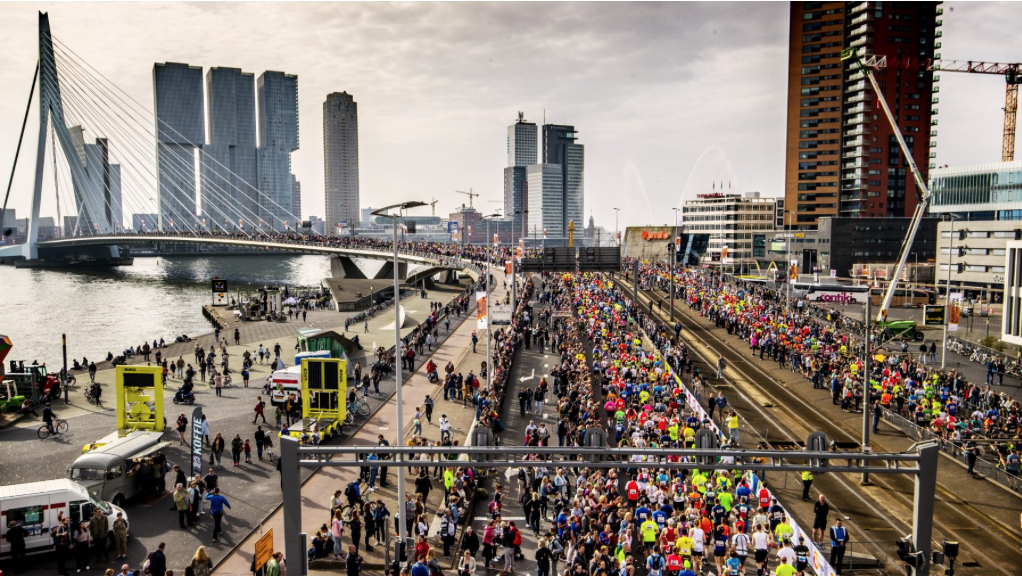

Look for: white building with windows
[930,161,1022,299]
[681,192,778,266]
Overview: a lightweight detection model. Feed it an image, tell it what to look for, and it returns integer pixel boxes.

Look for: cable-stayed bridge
[0,13,474,284]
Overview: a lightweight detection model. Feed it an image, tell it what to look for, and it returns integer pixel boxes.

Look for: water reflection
[2,255,332,365]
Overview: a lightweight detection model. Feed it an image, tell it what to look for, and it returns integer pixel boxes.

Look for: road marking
[378,426,390,430]
[519,368,535,382]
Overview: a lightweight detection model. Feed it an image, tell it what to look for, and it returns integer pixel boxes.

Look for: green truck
[878,319,925,341]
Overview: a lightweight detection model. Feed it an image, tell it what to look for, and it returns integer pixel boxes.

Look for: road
[620,274,1022,576]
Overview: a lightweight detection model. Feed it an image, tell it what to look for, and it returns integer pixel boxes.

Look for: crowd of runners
[469,271,838,576]
[631,260,1022,478]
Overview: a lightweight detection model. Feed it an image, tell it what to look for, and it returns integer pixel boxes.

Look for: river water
[2,255,332,365]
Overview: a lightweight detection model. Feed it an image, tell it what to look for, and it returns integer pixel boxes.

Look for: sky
[0,1,1019,231]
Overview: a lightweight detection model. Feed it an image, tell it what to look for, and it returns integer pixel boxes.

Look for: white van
[0,479,128,555]
[268,350,330,407]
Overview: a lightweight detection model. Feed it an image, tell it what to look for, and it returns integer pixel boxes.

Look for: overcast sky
[0,1,1018,230]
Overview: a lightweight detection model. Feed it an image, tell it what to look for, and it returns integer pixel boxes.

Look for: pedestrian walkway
[213,271,507,575]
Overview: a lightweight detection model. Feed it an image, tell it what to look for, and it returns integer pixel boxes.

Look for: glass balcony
[845,126,869,137]
[846,80,866,92]
[849,36,869,48]
[847,71,866,82]
[850,2,868,15]
[844,103,872,115]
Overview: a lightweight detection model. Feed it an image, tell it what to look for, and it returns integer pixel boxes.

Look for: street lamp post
[942,213,961,370]
[671,208,681,324]
[481,213,501,386]
[613,207,620,246]
[370,200,427,549]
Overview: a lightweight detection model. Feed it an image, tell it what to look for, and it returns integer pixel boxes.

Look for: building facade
[526,164,565,238]
[682,192,778,265]
[931,161,1022,298]
[67,126,122,233]
[504,114,538,232]
[203,67,258,229]
[257,71,299,230]
[153,62,205,231]
[323,92,360,235]
[783,1,939,227]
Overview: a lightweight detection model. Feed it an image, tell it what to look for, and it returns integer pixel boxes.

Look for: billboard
[448,221,459,234]
[924,305,946,326]
[491,304,512,326]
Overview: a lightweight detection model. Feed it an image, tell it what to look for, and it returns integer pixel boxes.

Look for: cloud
[0,1,1017,231]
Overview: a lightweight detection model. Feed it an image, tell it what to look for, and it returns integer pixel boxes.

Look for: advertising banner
[190,407,204,477]
[948,292,962,332]
[476,291,488,329]
[491,304,513,326]
[924,305,946,326]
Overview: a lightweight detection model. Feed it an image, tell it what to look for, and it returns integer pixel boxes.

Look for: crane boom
[928,60,1021,161]
[455,188,478,208]
[841,50,932,322]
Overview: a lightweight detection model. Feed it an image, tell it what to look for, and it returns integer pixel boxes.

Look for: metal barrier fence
[879,407,1022,494]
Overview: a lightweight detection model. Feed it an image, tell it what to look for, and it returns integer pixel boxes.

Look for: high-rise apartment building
[257,71,299,229]
[540,124,585,239]
[783,1,938,227]
[154,62,204,231]
[203,67,257,229]
[291,175,302,220]
[504,113,537,234]
[323,92,359,235]
[526,164,564,238]
[67,126,121,233]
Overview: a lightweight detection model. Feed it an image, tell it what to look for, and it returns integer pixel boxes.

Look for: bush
[980,336,1007,352]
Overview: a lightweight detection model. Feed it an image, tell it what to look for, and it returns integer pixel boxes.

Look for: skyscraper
[504,112,537,234]
[257,71,299,230]
[204,67,257,230]
[783,1,938,227]
[323,92,359,235]
[153,62,204,231]
[291,175,302,221]
[540,124,585,240]
[67,126,121,233]
[527,164,564,237]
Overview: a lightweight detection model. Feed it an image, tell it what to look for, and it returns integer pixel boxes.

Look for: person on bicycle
[345,479,364,508]
[42,402,55,434]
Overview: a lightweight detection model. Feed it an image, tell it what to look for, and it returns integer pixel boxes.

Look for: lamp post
[481,213,501,378]
[942,213,962,370]
[613,207,621,246]
[782,209,799,311]
[370,200,427,548]
[671,208,681,324]
[513,210,528,315]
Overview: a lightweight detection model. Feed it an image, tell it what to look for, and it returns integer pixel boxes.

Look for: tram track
[614,274,1021,576]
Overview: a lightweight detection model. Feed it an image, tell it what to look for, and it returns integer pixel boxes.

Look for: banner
[476,291,488,329]
[924,305,946,326]
[491,304,513,326]
[190,407,204,478]
[948,292,962,332]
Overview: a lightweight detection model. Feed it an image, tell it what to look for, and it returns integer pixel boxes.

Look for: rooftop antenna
[517,111,525,123]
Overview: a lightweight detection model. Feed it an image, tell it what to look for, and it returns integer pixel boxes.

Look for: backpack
[512,529,523,546]
[345,482,357,499]
[492,419,504,433]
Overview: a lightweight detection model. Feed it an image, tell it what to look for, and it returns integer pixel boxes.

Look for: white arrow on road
[519,368,536,383]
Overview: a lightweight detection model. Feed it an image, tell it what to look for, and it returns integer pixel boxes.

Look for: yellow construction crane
[456,188,478,208]
[929,60,1021,161]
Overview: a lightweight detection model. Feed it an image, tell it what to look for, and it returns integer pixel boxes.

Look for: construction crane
[841,50,932,322]
[429,197,439,216]
[928,60,1021,161]
[456,188,478,208]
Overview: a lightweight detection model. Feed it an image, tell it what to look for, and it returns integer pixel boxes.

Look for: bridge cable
[51,36,317,237]
[1,62,39,237]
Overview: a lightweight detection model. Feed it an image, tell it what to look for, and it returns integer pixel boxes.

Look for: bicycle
[38,418,69,439]
[350,394,371,417]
